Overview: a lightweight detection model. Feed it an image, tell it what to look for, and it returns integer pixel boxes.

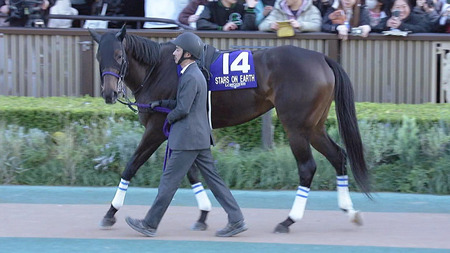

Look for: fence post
[78,35,95,96]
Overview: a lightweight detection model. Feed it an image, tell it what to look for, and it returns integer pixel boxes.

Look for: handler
[125,32,247,237]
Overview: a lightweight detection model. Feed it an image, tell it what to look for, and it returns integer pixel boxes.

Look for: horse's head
[89,25,127,104]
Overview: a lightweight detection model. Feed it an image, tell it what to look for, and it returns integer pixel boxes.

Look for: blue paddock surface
[0,185,449,253]
[1,185,449,213]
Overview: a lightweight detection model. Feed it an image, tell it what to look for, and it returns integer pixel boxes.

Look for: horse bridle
[100,39,158,113]
[101,41,128,99]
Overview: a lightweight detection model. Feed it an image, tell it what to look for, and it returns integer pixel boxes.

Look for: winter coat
[48,0,78,28]
[321,6,371,33]
[197,0,257,30]
[258,0,322,32]
[371,11,432,33]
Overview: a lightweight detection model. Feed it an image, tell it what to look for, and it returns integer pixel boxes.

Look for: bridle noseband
[101,41,128,99]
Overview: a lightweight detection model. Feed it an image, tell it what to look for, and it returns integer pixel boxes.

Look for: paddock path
[1,186,449,253]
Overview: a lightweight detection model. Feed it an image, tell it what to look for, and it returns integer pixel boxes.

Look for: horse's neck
[127,56,178,103]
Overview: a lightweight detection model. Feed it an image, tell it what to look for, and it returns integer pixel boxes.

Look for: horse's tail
[325,56,371,198]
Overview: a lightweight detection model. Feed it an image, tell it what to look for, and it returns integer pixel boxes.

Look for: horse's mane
[124,34,161,66]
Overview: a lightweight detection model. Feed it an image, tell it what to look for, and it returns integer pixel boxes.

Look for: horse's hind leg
[274,133,317,233]
[187,163,212,231]
[310,129,363,225]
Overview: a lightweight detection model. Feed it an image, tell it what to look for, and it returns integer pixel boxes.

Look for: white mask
[366,0,377,9]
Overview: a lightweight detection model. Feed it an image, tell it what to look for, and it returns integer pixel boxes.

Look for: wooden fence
[1,28,449,103]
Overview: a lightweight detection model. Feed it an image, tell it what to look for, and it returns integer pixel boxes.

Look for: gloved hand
[150,100,161,109]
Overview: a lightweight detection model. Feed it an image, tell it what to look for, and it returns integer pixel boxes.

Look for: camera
[351,27,363,35]
[7,0,45,27]
[392,9,400,18]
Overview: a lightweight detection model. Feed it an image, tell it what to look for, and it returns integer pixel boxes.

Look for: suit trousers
[143,149,244,229]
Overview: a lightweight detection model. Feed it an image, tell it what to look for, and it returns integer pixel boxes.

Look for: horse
[89,26,371,234]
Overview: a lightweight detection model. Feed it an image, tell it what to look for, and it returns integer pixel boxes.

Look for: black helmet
[171,32,204,60]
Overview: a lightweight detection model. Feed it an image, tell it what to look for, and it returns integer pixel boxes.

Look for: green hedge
[1,96,450,194]
[2,96,450,149]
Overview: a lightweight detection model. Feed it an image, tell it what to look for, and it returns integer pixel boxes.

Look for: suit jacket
[166,63,212,150]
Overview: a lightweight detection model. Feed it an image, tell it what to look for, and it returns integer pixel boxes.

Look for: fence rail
[1,27,449,103]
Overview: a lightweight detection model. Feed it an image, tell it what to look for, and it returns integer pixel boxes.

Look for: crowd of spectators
[0,0,449,33]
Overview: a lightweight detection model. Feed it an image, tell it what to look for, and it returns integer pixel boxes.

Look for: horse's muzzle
[103,90,118,104]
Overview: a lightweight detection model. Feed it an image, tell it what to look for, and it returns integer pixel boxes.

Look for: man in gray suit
[125,32,247,237]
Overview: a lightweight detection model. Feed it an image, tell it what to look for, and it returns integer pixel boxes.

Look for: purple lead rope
[153,106,172,171]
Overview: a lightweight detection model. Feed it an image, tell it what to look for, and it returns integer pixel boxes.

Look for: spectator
[178,0,209,28]
[92,0,124,28]
[413,0,440,31]
[48,0,78,28]
[123,0,144,28]
[367,0,387,27]
[438,0,449,32]
[1,0,52,27]
[313,0,334,17]
[321,0,371,40]
[197,0,258,31]
[255,0,275,25]
[258,0,322,32]
[70,0,93,27]
[371,0,432,33]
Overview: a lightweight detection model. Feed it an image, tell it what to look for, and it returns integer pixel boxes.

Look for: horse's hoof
[191,221,208,231]
[273,223,290,233]
[99,216,116,229]
[349,210,363,226]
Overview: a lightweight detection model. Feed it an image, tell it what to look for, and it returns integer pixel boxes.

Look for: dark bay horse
[90,26,370,234]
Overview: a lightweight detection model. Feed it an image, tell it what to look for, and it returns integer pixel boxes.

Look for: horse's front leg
[99,127,166,229]
[187,164,212,231]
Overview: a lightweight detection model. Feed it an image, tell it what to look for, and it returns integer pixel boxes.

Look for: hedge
[1,96,450,149]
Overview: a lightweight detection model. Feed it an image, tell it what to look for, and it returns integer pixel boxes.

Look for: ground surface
[1,185,449,253]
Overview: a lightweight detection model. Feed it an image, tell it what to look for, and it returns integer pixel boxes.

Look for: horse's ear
[116,24,127,41]
[88,29,102,43]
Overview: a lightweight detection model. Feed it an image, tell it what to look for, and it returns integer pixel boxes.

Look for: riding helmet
[171,32,204,60]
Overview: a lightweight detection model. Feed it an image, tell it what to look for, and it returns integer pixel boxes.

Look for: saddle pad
[208,50,257,91]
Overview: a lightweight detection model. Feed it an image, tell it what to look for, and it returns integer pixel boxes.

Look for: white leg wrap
[288,186,310,222]
[337,175,354,211]
[111,178,129,210]
[192,182,212,211]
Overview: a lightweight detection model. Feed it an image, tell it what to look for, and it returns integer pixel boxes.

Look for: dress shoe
[215,220,248,237]
[125,217,157,237]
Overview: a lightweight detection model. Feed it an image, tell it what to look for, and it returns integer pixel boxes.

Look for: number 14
[222,52,251,75]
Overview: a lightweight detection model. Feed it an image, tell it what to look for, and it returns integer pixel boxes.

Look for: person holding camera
[414,0,440,31]
[321,0,371,40]
[196,0,258,31]
[371,0,432,32]
[0,0,52,27]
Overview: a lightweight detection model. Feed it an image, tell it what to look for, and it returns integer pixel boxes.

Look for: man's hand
[150,101,161,109]
[245,0,258,8]
[223,22,238,31]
